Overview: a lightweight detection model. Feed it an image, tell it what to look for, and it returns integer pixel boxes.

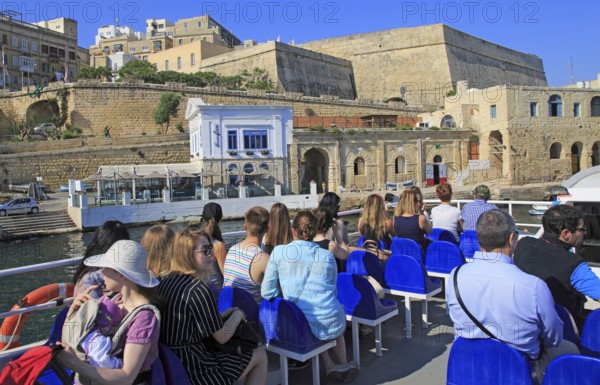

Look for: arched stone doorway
[26,100,60,128]
[301,148,328,194]
[571,142,583,174]
[592,142,600,167]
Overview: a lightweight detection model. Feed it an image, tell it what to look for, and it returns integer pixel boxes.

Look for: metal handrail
[0,298,73,319]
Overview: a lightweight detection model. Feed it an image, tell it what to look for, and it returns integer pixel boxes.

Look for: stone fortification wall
[199,42,356,99]
[0,134,189,190]
[299,24,547,105]
[0,82,416,138]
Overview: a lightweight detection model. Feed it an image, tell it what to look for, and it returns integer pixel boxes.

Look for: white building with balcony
[185,98,293,194]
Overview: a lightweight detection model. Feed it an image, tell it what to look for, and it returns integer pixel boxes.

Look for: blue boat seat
[425,241,465,282]
[158,343,192,385]
[426,228,458,244]
[581,308,600,357]
[218,286,260,323]
[345,249,385,288]
[447,337,533,385]
[384,254,442,339]
[554,304,580,346]
[259,298,336,385]
[542,354,600,385]
[337,273,398,368]
[390,237,424,265]
[459,230,480,261]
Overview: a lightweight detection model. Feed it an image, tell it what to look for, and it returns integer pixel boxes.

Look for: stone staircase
[0,211,78,240]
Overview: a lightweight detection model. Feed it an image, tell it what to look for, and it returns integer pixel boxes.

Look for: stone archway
[571,142,583,174]
[592,142,600,167]
[301,148,329,194]
[26,100,59,128]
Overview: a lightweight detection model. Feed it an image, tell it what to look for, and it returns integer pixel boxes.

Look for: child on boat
[78,298,123,369]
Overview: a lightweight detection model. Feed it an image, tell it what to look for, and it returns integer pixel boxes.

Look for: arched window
[227,164,238,173]
[243,163,255,174]
[591,96,600,117]
[433,155,443,163]
[440,115,456,128]
[395,156,405,174]
[548,95,563,117]
[549,142,562,159]
[354,157,365,175]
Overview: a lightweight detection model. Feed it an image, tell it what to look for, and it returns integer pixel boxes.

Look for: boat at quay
[1,168,599,384]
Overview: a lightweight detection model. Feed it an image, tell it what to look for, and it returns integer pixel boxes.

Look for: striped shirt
[223,243,263,303]
[157,274,251,385]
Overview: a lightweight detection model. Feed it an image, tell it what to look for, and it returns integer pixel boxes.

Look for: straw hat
[84,240,159,288]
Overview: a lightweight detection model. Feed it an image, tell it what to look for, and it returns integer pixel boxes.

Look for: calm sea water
[0,205,539,345]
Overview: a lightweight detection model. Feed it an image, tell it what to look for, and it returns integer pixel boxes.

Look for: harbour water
[0,205,539,345]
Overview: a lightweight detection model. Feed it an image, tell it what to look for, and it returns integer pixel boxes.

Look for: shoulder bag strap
[452,264,499,340]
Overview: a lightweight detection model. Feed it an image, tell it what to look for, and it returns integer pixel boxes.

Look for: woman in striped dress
[157,229,268,385]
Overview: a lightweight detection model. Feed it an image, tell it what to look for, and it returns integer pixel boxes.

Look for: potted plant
[228,150,238,156]
[245,150,254,156]
[260,149,270,155]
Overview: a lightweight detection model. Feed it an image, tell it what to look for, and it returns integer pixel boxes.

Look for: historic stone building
[299,24,547,105]
[419,81,600,184]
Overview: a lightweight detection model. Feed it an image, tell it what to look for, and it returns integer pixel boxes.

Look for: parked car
[33,123,57,133]
[0,197,40,216]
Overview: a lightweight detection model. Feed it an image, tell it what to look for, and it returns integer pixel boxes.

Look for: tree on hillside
[241,67,276,91]
[77,67,112,81]
[119,60,157,81]
[153,93,181,134]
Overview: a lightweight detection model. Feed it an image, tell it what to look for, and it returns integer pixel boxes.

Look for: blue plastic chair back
[149,356,167,385]
[390,237,424,264]
[581,308,600,356]
[542,354,600,385]
[425,241,465,274]
[159,343,193,385]
[447,337,533,385]
[346,249,385,287]
[384,254,441,294]
[357,235,387,250]
[554,304,580,345]
[427,228,458,244]
[337,273,397,320]
[218,286,260,323]
[259,297,326,354]
[459,230,480,260]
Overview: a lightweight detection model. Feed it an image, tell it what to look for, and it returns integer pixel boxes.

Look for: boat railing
[0,199,544,326]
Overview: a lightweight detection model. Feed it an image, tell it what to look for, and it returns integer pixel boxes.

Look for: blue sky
[4,0,598,86]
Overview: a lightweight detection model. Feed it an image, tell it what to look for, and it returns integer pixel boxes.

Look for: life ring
[0,282,74,350]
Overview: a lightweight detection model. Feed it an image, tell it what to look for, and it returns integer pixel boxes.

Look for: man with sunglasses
[515,205,600,330]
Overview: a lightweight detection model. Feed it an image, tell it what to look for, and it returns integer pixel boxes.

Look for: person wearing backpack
[57,240,161,385]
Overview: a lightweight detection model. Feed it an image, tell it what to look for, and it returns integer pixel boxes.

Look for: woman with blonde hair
[157,229,268,385]
[262,202,292,254]
[358,194,394,249]
[141,224,175,277]
[393,187,432,251]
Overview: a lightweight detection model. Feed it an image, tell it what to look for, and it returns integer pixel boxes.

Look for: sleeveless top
[394,215,425,242]
[223,243,263,303]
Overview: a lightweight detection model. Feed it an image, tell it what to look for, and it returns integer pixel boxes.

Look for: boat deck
[281,296,452,384]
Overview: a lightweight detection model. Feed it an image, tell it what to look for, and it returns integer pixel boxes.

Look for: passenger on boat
[446,210,579,382]
[358,194,394,249]
[393,187,432,251]
[361,224,392,263]
[314,207,353,271]
[157,229,268,385]
[262,211,358,382]
[223,206,270,304]
[430,183,462,242]
[460,184,498,231]
[58,240,161,385]
[262,203,292,254]
[199,203,227,296]
[514,205,600,331]
[141,224,174,277]
[319,192,350,245]
[72,220,130,298]
[78,297,124,369]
